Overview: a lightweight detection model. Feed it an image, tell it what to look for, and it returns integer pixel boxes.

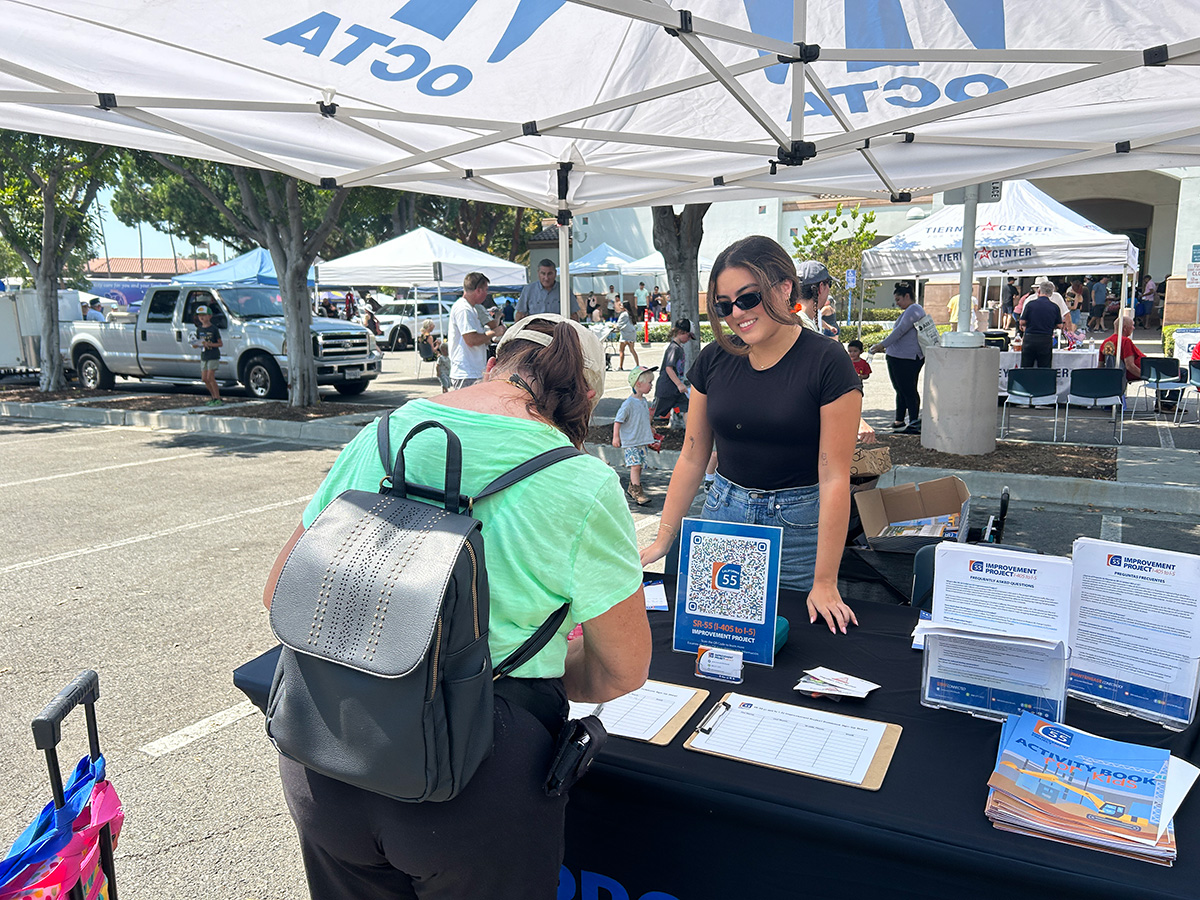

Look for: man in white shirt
[449,272,505,389]
[85,298,107,322]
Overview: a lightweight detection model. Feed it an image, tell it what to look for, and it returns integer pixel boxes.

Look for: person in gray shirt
[868,281,926,434]
[516,258,561,319]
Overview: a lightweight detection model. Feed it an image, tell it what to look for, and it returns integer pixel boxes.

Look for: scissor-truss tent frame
[2,1,1200,218]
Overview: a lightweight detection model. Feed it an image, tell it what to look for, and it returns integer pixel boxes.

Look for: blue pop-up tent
[172,248,314,287]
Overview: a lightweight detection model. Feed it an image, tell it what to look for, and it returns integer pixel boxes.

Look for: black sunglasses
[713,291,763,318]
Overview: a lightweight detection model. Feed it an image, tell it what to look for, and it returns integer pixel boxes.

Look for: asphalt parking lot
[2,372,1199,898]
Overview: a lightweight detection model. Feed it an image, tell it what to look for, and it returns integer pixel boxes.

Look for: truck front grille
[313,332,370,361]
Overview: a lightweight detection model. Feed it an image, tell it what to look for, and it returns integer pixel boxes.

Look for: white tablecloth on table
[998,349,1098,401]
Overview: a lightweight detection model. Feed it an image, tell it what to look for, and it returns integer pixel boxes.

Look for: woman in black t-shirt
[640,236,863,634]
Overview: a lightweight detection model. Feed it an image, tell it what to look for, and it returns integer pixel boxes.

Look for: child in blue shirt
[613,365,657,506]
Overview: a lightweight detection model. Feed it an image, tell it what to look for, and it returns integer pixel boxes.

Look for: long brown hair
[493,319,592,447]
[706,235,802,355]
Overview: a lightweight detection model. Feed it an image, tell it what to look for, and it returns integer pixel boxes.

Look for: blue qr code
[685,534,769,623]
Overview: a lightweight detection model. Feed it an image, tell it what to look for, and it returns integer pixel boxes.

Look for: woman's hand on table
[639,531,673,567]
[806,581,858,635]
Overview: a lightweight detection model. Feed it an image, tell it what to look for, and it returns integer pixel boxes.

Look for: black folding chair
[1132,356,1180,419]
[1063,367,1127,444]
[1001,367,1059,441]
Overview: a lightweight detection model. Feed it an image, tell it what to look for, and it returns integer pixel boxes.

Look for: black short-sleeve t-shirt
[688,330,862,489]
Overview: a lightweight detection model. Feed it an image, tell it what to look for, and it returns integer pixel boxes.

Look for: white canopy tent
[315,227,525,287]
[862,181,1139,279]
[861,180,1138,336]
[621,252,715,297]
[4,2,1200,319]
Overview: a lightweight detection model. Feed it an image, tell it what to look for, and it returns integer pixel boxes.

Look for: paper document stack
[795,667,880,699]
[986,712,1199,866]
[877,513,959,539]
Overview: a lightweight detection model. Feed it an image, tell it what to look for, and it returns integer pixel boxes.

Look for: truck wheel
[75,349,115,390]
[390,327,411,351]
[242,354,286,400]
[334,380,370,396]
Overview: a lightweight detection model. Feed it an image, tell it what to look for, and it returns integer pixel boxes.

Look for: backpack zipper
[465,540,480,640]
[429,616,443,700]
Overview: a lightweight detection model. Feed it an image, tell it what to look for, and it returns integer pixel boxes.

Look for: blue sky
[94,188,238,261]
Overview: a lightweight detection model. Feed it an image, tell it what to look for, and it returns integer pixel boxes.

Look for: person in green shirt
[264,313,650,900]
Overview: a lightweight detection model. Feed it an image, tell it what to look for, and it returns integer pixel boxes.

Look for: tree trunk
[652,203,710,370]
[35,262,65,391]
[280,259,318,406]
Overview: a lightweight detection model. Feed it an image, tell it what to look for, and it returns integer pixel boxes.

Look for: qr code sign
[685,533,769,623]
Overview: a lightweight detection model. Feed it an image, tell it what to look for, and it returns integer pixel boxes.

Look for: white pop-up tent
[315,227,525,287]
[862,181,1139,279]
[621,252,716,296]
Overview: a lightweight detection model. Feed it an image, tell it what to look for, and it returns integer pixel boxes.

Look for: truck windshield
[220,288,285,319]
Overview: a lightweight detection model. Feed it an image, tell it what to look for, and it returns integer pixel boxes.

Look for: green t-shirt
[302,399,642,678]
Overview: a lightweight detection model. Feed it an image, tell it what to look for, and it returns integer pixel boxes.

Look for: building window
[758,205,767,214]
[789,227,798,237]
[580,216,589,225]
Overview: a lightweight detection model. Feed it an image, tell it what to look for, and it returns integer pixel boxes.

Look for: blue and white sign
[845,268,857,289]
[673,518,781,666]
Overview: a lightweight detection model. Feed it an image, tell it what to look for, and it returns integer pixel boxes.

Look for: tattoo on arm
[820,451,828,467]
[688,436,695,450]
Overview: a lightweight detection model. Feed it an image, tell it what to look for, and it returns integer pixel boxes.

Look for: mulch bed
[0,385,119,403]
[584,424,1118,481]
[76,395,249,412]
[192,401,390,421]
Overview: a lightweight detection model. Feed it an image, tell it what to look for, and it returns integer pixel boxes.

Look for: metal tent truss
[1,1,1199,215]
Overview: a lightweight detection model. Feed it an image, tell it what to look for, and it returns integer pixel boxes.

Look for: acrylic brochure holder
[920,630,1070,723]
[1067,655,1200,732]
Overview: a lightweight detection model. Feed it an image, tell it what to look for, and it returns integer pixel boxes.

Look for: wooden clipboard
[643,682,710,746]
[683,692,902,791]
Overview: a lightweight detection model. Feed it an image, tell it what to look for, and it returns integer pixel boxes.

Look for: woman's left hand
[806,582,858,635]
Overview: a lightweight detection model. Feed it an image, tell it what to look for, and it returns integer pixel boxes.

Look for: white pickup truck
[60,284,383,398]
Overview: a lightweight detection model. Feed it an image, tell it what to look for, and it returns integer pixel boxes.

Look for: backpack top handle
[377,416,465,514]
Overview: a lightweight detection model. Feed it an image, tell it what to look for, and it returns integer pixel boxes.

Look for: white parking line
[0,496,309,574]
[139,701,258,758]
[1100,515,1123,542]
[0,439,279,487]
[1157,418,1176,450]
[0,425,124,447]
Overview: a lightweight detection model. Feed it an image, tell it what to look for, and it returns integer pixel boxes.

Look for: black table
[561,586,1200,900]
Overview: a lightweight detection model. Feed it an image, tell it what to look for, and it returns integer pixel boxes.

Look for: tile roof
[86,257,215,276]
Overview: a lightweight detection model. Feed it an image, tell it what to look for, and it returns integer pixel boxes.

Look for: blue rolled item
[775,616,790,654]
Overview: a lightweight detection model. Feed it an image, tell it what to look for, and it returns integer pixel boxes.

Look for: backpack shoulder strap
[472,446,581,505]
[493,604,571,681]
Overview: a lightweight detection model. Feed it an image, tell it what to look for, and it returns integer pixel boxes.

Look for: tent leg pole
[559,221,571,318]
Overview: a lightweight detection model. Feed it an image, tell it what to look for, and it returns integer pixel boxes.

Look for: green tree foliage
[791,203,880,318]
[0,237,25,281]
[0,135,114,390]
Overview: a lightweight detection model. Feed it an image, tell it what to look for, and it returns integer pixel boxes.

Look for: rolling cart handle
[32,669,100,751]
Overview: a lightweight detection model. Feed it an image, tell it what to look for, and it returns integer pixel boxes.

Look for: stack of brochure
[986,712,1198,866]
[877,513,959,539]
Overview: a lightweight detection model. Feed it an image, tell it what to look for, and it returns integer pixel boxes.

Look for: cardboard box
[854,476,971,553]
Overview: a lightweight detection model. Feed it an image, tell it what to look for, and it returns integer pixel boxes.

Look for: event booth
[568,243,636,305]
[862,181,1140,400]
[170,247,314,287]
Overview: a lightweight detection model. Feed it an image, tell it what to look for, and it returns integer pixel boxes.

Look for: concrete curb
[877,466,1200,516]
[0,399,372,445]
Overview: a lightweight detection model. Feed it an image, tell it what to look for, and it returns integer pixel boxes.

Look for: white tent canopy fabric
[2,2,1200,210]
[314,227,525,287]
[861,181,1139,279]
[622,251,715,279]
[569,243,635,276]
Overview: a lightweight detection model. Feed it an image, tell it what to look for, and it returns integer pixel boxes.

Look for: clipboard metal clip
[697,700,731,734]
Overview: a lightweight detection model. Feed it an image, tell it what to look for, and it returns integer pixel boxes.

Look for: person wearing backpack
[263,313,651,900]
[868,281,926,435]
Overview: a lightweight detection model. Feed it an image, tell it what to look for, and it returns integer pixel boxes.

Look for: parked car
[375,298,454,351]
[60,283,383,398]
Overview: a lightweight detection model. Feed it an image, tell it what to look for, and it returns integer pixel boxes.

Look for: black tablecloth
[562,585,1200,900]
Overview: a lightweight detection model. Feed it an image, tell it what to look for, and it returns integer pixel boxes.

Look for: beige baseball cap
[496,313,606,400]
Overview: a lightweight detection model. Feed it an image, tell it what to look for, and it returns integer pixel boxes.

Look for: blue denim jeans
[701,472,820,593]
